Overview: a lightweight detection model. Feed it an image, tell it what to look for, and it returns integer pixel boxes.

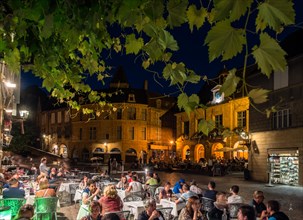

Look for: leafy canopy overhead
[0,0,297,133]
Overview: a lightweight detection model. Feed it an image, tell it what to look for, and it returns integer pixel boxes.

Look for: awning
[268,148,299,156]
[150,145,168,150]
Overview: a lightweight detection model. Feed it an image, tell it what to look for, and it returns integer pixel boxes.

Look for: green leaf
[205,20,246,62]
[198,119,216,136]
[0,40,7,52]
[143,0,164,21]
[158,29,179,51]
[125,34,144,55]
[213,0,253,22]
[167,0,188,28]
[252,33,287,77]
[186,5,207,32]
[143,40,163,61]
[222,129,233,139]
[4,48,20,73]
[41,14,54,39]
[188,94,199,104]
[256,0,295,32]
[142,59,151,69]
[220,69,240,97]
[177,93,188,110]
[248,88,270,104]
[186,72,201,84]
[42,78,55,92]
[163,62,187,85]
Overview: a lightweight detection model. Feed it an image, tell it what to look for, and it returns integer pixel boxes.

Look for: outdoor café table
[123,200,162,220]
[160,198,186,217]
[58,182,79,194]
[73,189,83,203]
[117,189,127,201]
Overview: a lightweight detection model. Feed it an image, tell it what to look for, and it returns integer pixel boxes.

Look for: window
[79,128,82,140]
[141,127,146,140]
[117,126,122,139]
[182,121,189,136]
[64,111,70,122]
[57,112,62,123]
[274,66,288,90]
[57,127,62,138]
[128,127,134,140]
[51,113,56,124]
[41,114,47,125]
[117,108,122,120]
[65,126,70,138]
[128,94,136,102]
[141,109,147,121]
[272,109,291,129]
[215,114,223,128]
[127,107,136,120]
[89,127,97,140]
[237,111,247,128]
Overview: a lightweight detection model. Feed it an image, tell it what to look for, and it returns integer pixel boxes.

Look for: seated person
[228,185,244,204]
[35,177,56,197]
[116,174,129,189]
[175,183,197,204]
[153,173,161,185]
[125,175,143,193]
[79,175,88,191]
[159,182,172,200]
[98,185,123,215]
[203,181,217,201]
[178,196,202,220]
[190,180,203,195]
[249,190,266,218]
[2,178,25,198]
[172,178,185,194]
[145,172,158,186]
[81,201,102,220]
[138,199,164,220]
[237,205,256,220]
[260,200,289,220]
[207,192,228,220]
[14,204,34,220]
[82,179,100,205]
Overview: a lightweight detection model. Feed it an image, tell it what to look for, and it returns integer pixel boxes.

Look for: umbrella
[90,157,102,161]
[214,147,234,152]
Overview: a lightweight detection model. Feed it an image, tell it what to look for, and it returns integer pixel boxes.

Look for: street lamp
[104,142,107,152]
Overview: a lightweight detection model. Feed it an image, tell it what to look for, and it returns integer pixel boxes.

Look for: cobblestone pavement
[59,171,303,220]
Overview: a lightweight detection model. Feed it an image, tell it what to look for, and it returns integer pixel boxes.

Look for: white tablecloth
[123,201,162,220]
[160,199,185,217]
[58,182,79,194]
[73,189,83,202]
[117,189,127,201]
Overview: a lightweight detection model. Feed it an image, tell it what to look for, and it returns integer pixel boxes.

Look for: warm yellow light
[4,81,16,88]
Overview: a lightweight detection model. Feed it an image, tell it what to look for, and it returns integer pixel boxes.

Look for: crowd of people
[0,156,291,220]
[74,168,290,220]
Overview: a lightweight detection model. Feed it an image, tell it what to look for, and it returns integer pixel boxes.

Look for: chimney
[144,80,148,90]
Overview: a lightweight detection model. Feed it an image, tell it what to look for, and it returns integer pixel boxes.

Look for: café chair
[157,207,173,220]
[34,197,59,220]
[201,197,215,213]
[147,185,159,198]
[228,203,246,219]
[2,198,26,218]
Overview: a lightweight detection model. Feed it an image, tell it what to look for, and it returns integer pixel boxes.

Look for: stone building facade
[39,67,176,164]
[174,97,250,162]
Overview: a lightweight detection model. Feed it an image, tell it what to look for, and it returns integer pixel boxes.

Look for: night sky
[21,0,303,96]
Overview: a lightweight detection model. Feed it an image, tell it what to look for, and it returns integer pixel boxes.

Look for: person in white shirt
[126,176,143,193]
[189,180,203,195]
[175,184,197,204]
[227,185,244,204]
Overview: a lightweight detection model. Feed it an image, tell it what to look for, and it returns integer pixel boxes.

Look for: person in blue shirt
[3,178,25,198]
[260,200,289,220]
[172,178,185,194]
